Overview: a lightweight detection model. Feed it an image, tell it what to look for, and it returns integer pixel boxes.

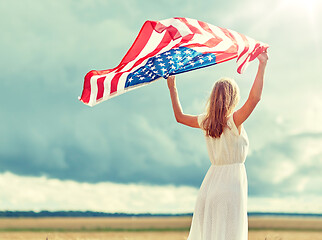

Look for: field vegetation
[0,216,321,240]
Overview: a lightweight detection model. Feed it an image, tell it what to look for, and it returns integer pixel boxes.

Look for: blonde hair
[201,77,240,138]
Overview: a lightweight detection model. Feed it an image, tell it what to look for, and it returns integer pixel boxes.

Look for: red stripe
[249,44,268,61]
[197,20,223,43]
[184,38,222,49]
[96,76,106,101]
[237,43,256,74]
[110,72,122,94]
[218,27,238,44]
[80,69,112,104]
[152,22,182,40]
[173,34,194,48]
[118,21,155,66]
[116,20,182,73]
[237,33,250,62]
[198,21,213,35]
[249,43,261,61]
[180,21,223,51]
[173,21,221,50]
[80,71,94,104]
[201,27,239,63]
[110,30,176,95]
[217,27,238,54]
[174,17,202,34]
[237,44,268,74]
[215,51,238,64]
[237,58,248,74]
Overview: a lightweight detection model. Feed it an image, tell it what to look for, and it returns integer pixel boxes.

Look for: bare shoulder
[232,112,242,135]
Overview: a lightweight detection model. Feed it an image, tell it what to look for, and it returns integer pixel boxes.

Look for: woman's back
[198,113,249,165]
[187,113,249,240]
[167,51,268,240]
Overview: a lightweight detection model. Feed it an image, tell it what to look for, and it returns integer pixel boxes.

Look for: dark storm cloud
[0,73,210,186]
[0,97,210,186]
[0,0,223,187]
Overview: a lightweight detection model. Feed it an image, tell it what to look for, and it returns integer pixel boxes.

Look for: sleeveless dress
[187,113,249,240]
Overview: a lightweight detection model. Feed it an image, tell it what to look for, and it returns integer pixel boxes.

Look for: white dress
[187,113,249,240]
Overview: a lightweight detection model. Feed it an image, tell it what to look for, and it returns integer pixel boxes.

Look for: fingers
[167,75,176,89]
[167,75,175,80]
[263,45,269,53]
[257,51,268,64]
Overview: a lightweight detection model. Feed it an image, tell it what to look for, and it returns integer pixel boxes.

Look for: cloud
[248,195,322,213]
[1,172,321,213]
[0,172,198,213]
[246,132,322,197]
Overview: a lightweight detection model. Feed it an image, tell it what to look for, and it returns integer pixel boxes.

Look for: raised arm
[233,51,269,129]
[167,76,200,128]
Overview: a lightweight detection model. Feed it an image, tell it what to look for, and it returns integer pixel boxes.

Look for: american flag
[79,17,268,107]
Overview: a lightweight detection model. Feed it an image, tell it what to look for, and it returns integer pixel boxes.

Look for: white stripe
[100,71,116,102]
[121,31,167,72]
[114,73,130,95]
[116,58,149,93]
[102,76,163,103]
[177,19,234,53]
[140,20,187,56]
[189,24,234,53]
[159,18,193,38]
[186,18,211,36]
[238,35,256,66]
[154,37,182,55]
[183,18,217,48]
[147,18,191,55]
[160,18,228,53]
[229,30,246,58]
[208,25,232,42]
[178,18,213,46]
[187,41,233,53]
[237,36,256,73]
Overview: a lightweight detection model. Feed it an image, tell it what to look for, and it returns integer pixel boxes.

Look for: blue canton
[124,47,217,89]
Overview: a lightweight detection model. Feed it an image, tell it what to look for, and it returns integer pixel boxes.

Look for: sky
[1,0,322,213]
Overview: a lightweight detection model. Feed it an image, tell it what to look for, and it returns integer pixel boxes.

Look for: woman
[167,51,268,240]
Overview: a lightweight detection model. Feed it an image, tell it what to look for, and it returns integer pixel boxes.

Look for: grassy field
[0,216,321,240]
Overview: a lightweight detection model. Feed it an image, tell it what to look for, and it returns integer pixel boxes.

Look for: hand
[257,50,269,64]
[167,75,176,89]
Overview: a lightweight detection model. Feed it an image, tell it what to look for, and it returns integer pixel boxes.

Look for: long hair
[201,78,240,138]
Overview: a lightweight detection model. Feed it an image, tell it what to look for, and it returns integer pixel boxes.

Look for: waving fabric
[79,17,268,106]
